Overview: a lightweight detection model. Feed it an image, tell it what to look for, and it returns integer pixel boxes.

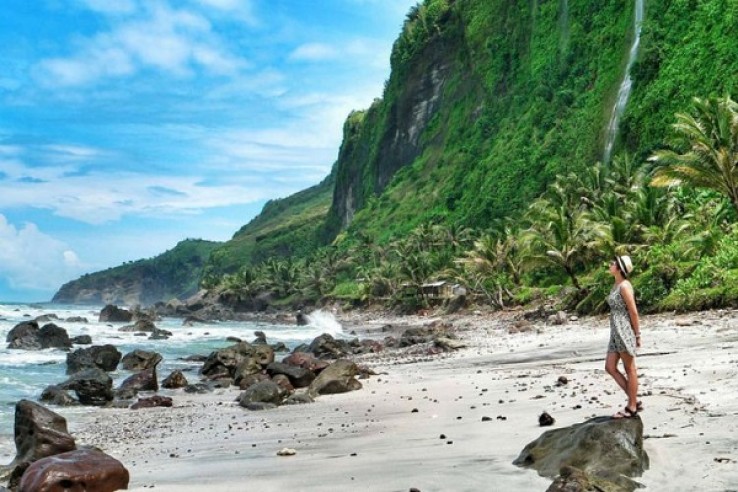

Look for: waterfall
[603,0,644,165]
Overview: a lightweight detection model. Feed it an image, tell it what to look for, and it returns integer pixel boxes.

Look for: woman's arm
[620,281,641,347]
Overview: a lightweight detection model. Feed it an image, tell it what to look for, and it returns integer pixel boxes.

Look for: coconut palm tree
[523,191,608,290]
[650,95,738,215]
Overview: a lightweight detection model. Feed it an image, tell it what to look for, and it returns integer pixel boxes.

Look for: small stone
[277,448,297,456]
[481,416,492,422]
[539,411,555,427]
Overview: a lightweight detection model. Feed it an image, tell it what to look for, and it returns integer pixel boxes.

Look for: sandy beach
[32,308,738,491]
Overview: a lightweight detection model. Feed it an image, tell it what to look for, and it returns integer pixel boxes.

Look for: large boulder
[308,333,348,359]
[266,362,315,388]
[201,342,255,378]
[118,319,157,333]
[98,304,133,323]
[0,400,76,483]
[282,352,330,373]
[513,416,649,491]
[6,322,71,350]
[18,449,129,492]
[116,367,159,399]
[308,359,362,397]
[238,381,285,408]
[162,370,188,389]
[58,368,114,406]
[39,386,79,407]
[120,350,162,371]
[66,345,122,374]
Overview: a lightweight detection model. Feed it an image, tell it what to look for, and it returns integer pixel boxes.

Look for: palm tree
[523,193,608,290]
[650,95,738,215]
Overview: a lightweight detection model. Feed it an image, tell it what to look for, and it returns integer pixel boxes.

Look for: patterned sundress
[606,283,637,355]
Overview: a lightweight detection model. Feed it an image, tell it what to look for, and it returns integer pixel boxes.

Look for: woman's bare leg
[605,351,627,393]
[619,351,638,411]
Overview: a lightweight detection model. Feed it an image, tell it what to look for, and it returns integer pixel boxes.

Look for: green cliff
[54,0,738,308]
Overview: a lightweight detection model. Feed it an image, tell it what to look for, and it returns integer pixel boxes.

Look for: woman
[605,255,642,418]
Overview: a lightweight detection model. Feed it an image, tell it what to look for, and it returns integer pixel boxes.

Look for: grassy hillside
[203,174,334,278]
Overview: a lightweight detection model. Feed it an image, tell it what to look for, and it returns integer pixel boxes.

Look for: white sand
[14,309,738,490]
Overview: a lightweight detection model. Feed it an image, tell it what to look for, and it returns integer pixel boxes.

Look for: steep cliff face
[52,239,219,306]
[328,15,467,233]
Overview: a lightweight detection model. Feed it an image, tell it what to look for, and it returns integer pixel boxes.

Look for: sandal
[613,406,639,419]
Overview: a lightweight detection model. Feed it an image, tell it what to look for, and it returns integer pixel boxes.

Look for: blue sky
[0,0,417,301]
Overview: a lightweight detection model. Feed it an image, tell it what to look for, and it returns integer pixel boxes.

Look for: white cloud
[35,2,245,87]
[0,215,86,291]
[288,43,339,62]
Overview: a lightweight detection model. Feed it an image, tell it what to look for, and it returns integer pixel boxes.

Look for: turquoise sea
[0,302,345,460]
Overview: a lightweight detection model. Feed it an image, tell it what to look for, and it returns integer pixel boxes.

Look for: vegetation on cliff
[53,239,220,305]
[54,0,738,313]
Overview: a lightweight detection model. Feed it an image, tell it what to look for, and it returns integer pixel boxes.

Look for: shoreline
[5,307,738,490]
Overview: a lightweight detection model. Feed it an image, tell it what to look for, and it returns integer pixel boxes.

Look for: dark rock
[282,352,330,373]
[296,310,309,326]
[292,343,310,354]
[272,374,294,393]
[6,321,72,350]
[253,344,275,365]
[226,336,243,343]
[184,383,213,394]
[308,333,348,358]
[238,380,285,407]
[149,327,173,340]
[34,314,60,323]
[66,344,122,374]
[65,316,88,323]
[39,386,79,407]
[38,323,72,350]
[399,327,434,347]
[6,321,41,350]
[545,465,615,492]
[71,335,92,345]
[266,362,315,388]
[253,331,267,344]
[162,370,188,389]
[201,342,255,378]
[120,349,162,371]
[514,416,649,491]
[183,314,208,326]
[0,400,76,483]
[238,373,271,390]
[232,357,262,384]
[557,376,569,386]
[272,342,288,352]
[117,367,159,398]
[539,412,555,427]
[131,395,173,410]
[98,304,133,323]
[18,449,129,492]
[308,359,362,397]
[181,354,207,362]
[58,368,114,406]
[118,319,157,332]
